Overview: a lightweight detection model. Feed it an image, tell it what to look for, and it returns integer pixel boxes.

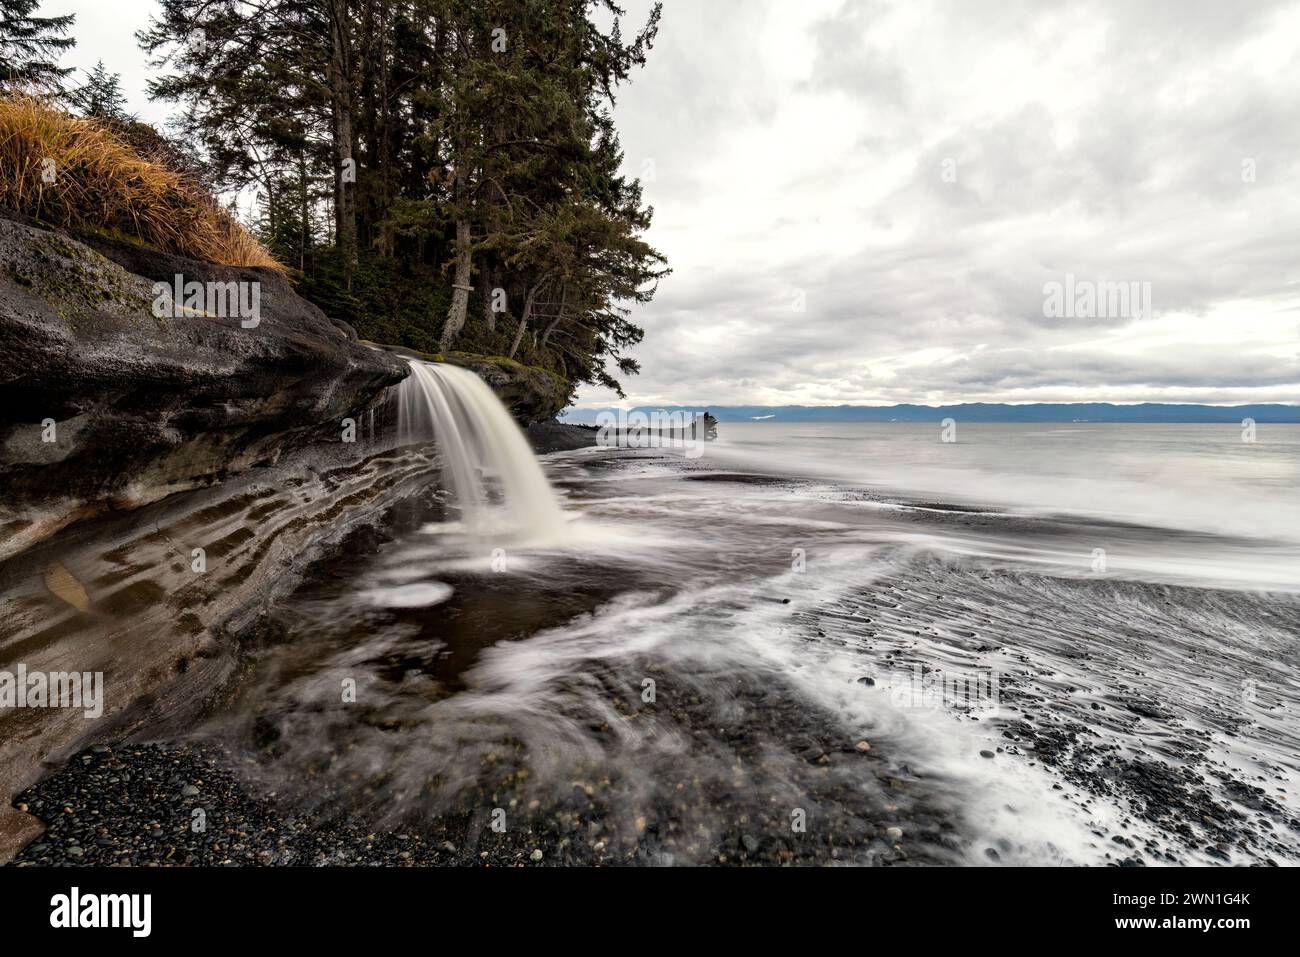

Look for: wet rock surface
[0,445,442,862]
[0,213,407,554]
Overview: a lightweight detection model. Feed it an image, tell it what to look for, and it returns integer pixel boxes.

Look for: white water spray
[395,360,567,540]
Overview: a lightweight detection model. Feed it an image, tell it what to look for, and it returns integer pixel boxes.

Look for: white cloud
[51,0,170,126]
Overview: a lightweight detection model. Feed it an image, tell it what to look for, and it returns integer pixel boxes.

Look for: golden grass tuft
[0,95,284,271]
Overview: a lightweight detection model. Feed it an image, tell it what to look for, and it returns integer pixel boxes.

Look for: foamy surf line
[420,546,1119,865]
[529,449,1300,865]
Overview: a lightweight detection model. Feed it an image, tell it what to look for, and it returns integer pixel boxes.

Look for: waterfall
[395,360,567,540]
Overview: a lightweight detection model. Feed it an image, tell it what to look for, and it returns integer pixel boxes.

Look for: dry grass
[0,95,283,271]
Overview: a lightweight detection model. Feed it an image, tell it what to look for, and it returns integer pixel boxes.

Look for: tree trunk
[541,282,568,347]
[327,0,357,285]
[440,192,473,350]
[298,151,309,272]
[509,282,541,359]
[375,1,394,257]
[262,175,276,246]
[482,263,496,332]
[481,116,508,332]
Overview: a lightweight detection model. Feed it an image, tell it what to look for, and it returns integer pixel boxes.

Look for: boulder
[369,344,572,427]
[442,353,571,426]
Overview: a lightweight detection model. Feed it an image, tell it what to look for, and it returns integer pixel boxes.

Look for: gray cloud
[588,0,1300,407]
[61,0,1300,408]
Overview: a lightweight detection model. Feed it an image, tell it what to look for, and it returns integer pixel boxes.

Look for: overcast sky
[51,0,1300,407]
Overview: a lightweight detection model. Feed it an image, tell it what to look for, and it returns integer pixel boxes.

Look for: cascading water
[395,360,567,540]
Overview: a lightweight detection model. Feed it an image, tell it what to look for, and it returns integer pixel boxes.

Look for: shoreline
[4,426,1298,868]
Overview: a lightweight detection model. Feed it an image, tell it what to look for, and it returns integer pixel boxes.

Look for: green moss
[76,223,158,251]
[41,234,83,260]
[15,232,158,325]
[450,352,569,395]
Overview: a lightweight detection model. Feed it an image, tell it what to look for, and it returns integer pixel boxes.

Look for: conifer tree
[0,0,75,90]
[69,59,127,120]
[138,0,667,396]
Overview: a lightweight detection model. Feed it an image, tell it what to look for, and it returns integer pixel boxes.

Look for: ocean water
[202,422,1300,866]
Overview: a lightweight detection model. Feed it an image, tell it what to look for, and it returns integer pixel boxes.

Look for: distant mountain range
[562,402,1300,424]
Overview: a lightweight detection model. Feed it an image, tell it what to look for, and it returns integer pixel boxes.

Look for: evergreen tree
[0,0,75,90]
[69,59,128,120]
[138,0,667,397]
[139,0,336,272]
